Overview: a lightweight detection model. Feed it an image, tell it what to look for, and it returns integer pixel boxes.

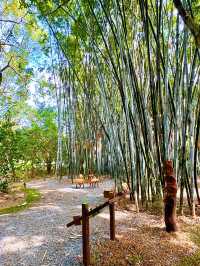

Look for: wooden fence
[67,191,124,266]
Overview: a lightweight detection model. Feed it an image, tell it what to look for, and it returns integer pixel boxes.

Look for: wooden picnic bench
[74,178,85,188]
[87,174,100,187]
[73,174,100,188]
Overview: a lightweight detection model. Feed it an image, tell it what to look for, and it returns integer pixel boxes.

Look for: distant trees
[0,0,57,181]
[0,113,19,179]
[0,108,57,180]
[23,107,58,176]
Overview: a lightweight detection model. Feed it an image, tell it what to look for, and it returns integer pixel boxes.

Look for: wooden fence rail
[66,191,124,266]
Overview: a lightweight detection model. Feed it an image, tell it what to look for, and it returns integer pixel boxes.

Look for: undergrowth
[177,225,200,266]
[0,188,41,215]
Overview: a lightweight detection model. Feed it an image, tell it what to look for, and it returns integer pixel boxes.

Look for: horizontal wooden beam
[66,193,124,228]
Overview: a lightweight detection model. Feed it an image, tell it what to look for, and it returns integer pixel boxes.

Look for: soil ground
[1,178,200,266]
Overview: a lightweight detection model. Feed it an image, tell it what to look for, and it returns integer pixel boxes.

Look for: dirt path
[0,178,118,266]
[1,178,200,266]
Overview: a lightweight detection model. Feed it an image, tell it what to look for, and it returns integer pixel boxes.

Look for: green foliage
[0,188,41,215]
[23,107,58,167]
[127,254,143,265]
[0,114,20,178]
[0,106,57,180]
[177,251,200,266]
[0,179,9,193]
[189,225,200,247]
[149,199,163,215]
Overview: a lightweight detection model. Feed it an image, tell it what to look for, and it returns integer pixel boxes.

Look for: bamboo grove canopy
[20,0,200,214]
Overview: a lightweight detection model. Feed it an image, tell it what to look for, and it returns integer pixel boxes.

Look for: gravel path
[0,178,116,266]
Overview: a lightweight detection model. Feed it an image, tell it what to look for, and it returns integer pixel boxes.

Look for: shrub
[0,179,9,193]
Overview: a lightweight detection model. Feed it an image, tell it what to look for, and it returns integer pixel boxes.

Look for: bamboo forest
[0,0,200,265]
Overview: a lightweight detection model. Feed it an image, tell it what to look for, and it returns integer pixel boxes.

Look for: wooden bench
[74,178,85,188]
[73,174,100,188]
[86,175,100,188]
[89,177,100,187]
[74,174,85,188]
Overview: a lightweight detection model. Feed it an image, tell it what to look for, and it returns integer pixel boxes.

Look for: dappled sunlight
[97,210,131,221]
[70,187,95,192]
[30,204,62,212]
[115,234,124,239]
[115,211,131,221]
[0,236,27,254]
[0,235,44,254]
[125,227,138,232]
[88,192,104,198]
[28,184,45,189]
[28,181,49,187]
[73,205,82,210]
[57,187,86,193]
[1,177,199,266]
[0,178,125,265]
[168,231,198,252]
[178,215,200,225]
[39,189,57,194]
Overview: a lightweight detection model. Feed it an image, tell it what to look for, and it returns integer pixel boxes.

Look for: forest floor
[0,190,25,209]
[0,183,28,209]
[0,183,41,215]
[92,203,200,266]
[0,178,200,266]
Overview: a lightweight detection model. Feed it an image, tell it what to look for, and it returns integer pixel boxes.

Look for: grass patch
[177,251,200,266]
[91,249,101,265]
[146,199,163,215]
[189,225,200,247]
[0,188,41,215]
[127,254,143,265]
[176,225,200,266]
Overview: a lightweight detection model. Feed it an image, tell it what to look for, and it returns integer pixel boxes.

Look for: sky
[25,36,57,109]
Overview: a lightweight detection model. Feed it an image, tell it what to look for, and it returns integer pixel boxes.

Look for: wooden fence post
[109,202,115,240]
[82,203,90,266]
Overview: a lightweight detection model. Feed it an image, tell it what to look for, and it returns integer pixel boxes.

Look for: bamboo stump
[164,160,177,232]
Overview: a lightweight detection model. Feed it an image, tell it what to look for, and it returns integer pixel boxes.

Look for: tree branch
[0,57,13,72]
[0,42,16,48]
[0,19,20,24]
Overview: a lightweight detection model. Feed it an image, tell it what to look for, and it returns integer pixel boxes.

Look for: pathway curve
[0,178,116,266]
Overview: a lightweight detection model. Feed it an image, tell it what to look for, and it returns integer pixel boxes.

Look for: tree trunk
[164,160,177,232]
[46,160,52,175]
